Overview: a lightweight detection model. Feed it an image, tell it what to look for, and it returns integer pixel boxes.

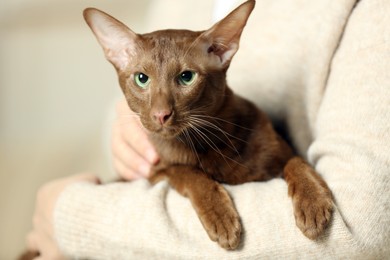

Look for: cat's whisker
[188,111,253,135]
[175,135,186,145]
[187,121,248,170]
[190,123,248,169]
[194,118,250,146]
[180,106,210,119]
[193,124,248,170]
[187,126,207,152]
[187,123,233,169]
[189,115,249,145]
[194,114,254,132]
[180,121,235,170]
[189,118,241,157]
[182,127,205,172]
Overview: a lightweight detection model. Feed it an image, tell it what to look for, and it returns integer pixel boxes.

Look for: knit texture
[54,0,390,258]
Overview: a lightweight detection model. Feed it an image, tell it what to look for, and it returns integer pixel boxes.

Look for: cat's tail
[283,156,334,240]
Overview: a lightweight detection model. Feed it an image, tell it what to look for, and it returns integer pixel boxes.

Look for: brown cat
[19,1,333,257]
[83,0,333,250]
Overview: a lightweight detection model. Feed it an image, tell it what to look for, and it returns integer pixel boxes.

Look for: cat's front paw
[292,187,333,239]
[284,157,334,239]
[196,185,241,250]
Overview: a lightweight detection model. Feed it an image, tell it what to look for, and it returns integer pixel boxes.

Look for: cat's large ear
[201,0,255,68]
[83,8,139,70]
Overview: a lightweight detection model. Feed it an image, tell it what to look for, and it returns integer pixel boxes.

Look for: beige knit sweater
[54,0,390,258]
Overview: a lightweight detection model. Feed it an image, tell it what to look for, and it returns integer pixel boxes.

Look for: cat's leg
[149,166,241,250]
[283,157,333,239]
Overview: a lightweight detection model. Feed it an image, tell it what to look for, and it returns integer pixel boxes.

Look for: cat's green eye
[178,71,197,86]
[134,73,150,88]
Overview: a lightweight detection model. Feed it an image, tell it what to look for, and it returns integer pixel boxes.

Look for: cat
[82,0,333,250]
[19,1,333,257]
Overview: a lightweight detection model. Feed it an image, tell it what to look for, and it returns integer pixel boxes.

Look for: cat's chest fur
[149,133,247,184]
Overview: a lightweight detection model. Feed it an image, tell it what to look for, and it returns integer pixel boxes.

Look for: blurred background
[0,0,153,258]
[0,0,223,257]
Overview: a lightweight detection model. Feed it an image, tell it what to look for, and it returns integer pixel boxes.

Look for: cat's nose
[153,109,173,125]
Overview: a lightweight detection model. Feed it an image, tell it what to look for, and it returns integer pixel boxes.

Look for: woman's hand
[111,99,159,180]
[26,173,100,260]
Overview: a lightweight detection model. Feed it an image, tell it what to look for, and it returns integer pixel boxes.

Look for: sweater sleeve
[307,0,390,256]
[55,178,359,259]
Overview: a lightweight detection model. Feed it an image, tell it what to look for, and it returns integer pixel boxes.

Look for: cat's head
[84,0,255,139]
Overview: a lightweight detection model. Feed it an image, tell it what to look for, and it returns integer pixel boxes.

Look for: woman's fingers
[112,99,159,180]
